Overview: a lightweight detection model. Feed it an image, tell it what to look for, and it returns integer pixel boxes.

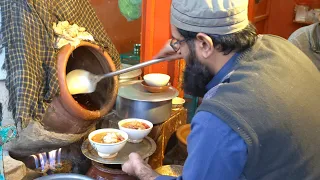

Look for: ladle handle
[101,55,181,79]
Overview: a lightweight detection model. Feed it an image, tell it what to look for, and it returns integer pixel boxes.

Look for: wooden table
[147,108,187,169]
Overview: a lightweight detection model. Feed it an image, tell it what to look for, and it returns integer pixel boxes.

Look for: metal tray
[118,80,178,102]
[81,136,156,164]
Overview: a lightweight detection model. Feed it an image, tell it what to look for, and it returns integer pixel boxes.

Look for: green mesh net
[118,0,142,21]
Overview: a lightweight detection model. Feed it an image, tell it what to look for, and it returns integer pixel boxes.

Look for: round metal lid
[118,80,178,102]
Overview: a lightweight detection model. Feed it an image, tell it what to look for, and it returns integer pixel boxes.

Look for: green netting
[118,0,142,21]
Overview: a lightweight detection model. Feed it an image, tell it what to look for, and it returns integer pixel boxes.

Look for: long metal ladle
[66,55,181,95]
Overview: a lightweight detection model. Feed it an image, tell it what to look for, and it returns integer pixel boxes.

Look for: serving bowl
[118,118,153,143]
[143,73,170,87]
[88,128,128,158]
[141,81,170,93]
[172,97,186,109]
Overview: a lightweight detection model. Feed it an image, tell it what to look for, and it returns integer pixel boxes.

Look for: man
[122,0,320,179]
[288,16,320,70]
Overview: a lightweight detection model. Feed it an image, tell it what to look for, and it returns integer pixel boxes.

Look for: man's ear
[195,33,214,59]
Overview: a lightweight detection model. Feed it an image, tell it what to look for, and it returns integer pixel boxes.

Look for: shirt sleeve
[156,111,248,180]
[288,27,307,50]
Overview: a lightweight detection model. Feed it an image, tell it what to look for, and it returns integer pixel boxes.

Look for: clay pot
[86,161,137,180]
[176,124,191,154]
[155,165,183,177]
[42,42,118,134]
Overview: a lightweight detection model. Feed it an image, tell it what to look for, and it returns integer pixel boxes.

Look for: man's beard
[183,46,213,97]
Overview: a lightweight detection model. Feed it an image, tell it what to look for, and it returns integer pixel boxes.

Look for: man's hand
[122,153,159,180]
[153,39,181,59]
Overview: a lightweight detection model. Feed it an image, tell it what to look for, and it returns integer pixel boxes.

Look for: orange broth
[91,132,124,144]
[122,121,150,130]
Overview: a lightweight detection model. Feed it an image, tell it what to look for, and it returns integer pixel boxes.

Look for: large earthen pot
[176,124,191,154]
[86,162,137,180]
[42,41,118,134]
[5,41,119,156]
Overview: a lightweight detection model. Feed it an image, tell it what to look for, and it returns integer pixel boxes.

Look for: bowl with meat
[118,119,153,143]
[88,128,128,158]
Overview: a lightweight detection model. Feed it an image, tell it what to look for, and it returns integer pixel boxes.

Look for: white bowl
[143,73,170,87]
[118,119,153,143]
[172,97,186,109]
[88,128,128,158]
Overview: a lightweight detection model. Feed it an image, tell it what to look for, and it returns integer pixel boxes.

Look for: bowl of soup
[88,128,128,158]
[118,119,153,143]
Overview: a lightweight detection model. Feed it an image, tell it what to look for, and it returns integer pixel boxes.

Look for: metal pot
[35,173,94,180]
[116,81,178,124]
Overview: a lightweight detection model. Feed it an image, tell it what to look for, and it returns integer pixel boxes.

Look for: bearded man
[122,0,320,180]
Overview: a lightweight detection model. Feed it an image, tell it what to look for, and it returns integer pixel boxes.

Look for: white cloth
[53,21,95,49]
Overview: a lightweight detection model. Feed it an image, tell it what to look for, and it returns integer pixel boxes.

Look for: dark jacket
[198,35,320,180]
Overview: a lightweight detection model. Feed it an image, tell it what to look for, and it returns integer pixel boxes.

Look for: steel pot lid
[118,80,178,102]
[119,64,142,79]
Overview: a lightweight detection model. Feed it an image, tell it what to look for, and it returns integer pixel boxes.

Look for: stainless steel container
[116,81,178,124]
[35,173,94,180]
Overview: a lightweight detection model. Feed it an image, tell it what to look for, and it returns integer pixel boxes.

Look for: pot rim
[57,41,118,120]
[92,161,127,175]
[176,124,191,146]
